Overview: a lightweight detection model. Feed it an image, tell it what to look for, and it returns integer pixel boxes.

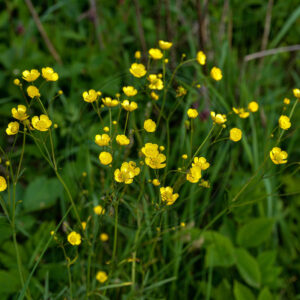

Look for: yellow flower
[278,115,291,130]
[229,128,242,142]
[67,231,81,246]
[95,134,110,146]
[270,147,288,164]
[6,122,19,135]
[182,154,188,160]
[196,51,206,65]
[187,108,198,119]
[144,119,156,132]
[0,176,7,192]
[27,85,40,98]
[152,179,160,186]
[116,134,130,145]
[130,63,147,78]
[103,126,110,132]
[150,91,159,101]
[186,166,201,183]
[145,153,166,169]
[192,157,210,170]
[293,88,300,98]
[99,152,112,165]
[42,67,59,81]
[100,233,109,242]
[149,48,163,59]
[160,187,179,205]
[159,40,173,50]
[14,78,21,86]
[123,86,137,97]
[232,107,250,118]
[32,115,52,131]
[94,205,105,215]
[96,271,108,283]
[22,69,40,82]
[210,67,222,81]
[114,161,140,184]
[159,146,165,151]
[148,74,164,90]
[248,101,259,112]
[12,105,29,121]
[283,98,290,105]
[121,100,138,112]
[81,222,87,230]
[82,89,98,103]
[211,111,227,124]
[141,143,159,158]
[176,86,187,97]
[102,97,119,107]
[200,179,210,188]
[135,51,141,59]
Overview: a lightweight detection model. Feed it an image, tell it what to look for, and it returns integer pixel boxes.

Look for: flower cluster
[142,143,166,169]
[114,161,140,184]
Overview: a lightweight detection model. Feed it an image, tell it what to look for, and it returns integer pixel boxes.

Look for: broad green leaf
[0,270,21,294]
[235,248,261,288]
[237,218,274,248]
[258,287,273,300]
[233,281,255,300]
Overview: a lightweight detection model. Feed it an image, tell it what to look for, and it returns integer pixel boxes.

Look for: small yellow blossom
[95,134,110,146]
[14,79,21,86]
[270,147,288,164]
[180,222,186,227]
[144,119,156,132]
[22,69,40,82]
[192,157,210,170]
[96,271,108,283]
[196,51,206,65]
[103,126,110,132]
[113,120,117,125]
[187,108,198,119]
[210,67,222,81]
[164,58,169,63]
[232,107,250,118]
[148,74,164,90]
[116,134,130,146]
[94,205,105,215]
[145,154,166,169]
[6,122,19,135]
[150,91,159,101]
[248,101,259,112]
[0,176,7,192]
[160,187,179,205]
[141,143,159,158]
[121,100,138,112]
[159,146,165,151]
[283,98,290,105]
[32,115,52,131]
[100,233,109,242]
[152,179,160,186]
[99,152,112,165]
[12,105,29,121]
[81,222,87,230]
[58,90,63,95]
[293,88,300,98]
[278,115,291,130]
[42,67,59,81]
[27,85,40,98]
[67,231,81,246]
[159,40,172,50]
[114,161,140,184]
[176,86,187,97]
[199,179,210,188]
[123,86,138,97]
[229,128,242,142]
[135,51,141,59]
[102,97,119,107]
[211,111,227,124]
[182,154,188,160]
[82,89,98,103]
[130,63,147,78]
[149,48,163,59]
[186,166,202,183]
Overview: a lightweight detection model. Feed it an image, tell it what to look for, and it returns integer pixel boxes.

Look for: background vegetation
[0,0,300,299]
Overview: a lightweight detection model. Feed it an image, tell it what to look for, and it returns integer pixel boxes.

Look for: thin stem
[112,201,119,262]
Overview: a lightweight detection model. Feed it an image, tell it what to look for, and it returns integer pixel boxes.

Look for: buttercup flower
[152,179,160,186]
[99,152,112,165]
[96,271,108,283]
[248,101,259,112]
[123,86,138,97]
[160,187,179,205]
[159,40,172,50]
[121,100,138,112]
[144,119,156,132]
[135,51,141,59]
[27,85,40,98]
[95,134,110,146]
[149,48,163,59]
[81,222,87,230]
[32,115,52,131]
[145,153,166,169]
[22,69,40,82]
[6,122,19,135]
[187,108,198,119]
[176,86,187,97]
[293,88,300,98]
[0,176,7,192]
[114,161,140,184]
[270,147,288,164]
[186,166,202,183]
[102,97,119,107]
[229,128,242,142]
[83,89,98,103]
[148,74,164,90]
[12,105,29,121]
[278,115,291,130]
[233,107,250,118]
[211,111,227,124]
[192,157,210,170]
[103,126,110,132]
[210,67,222,81]
[196,51,206,65]
[42,67,59,81]
[94,205,105,215]
[116,134,130,146]
[141,143,159,158]
[182,154,188,160]
[283,98,290,105]
[14,79,21,86]
[67,231,81,246]
[150,91,159,101]
[130,63,147,78]
[100,233,109,242]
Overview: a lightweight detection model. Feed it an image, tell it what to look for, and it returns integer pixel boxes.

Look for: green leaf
[235,248,261,288]
[233,281,255,300]
[237,218,274,248]
[23,177,62,212]
[0,270,21,294]
[258,287,273,300]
